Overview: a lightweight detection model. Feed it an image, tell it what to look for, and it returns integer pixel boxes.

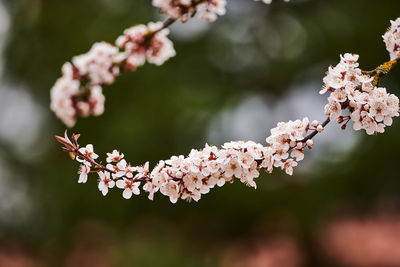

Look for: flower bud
[296,142,303,149]
[306,139,313,148]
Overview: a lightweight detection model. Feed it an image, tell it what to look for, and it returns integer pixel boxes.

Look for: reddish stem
[75,150,151,183]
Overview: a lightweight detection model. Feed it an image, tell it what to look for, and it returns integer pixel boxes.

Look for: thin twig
[75,150,151,182]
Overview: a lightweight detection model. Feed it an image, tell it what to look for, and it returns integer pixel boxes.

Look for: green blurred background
[0,0,400,266]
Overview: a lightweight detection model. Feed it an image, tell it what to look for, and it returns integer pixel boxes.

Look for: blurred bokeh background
[0,0,400,266]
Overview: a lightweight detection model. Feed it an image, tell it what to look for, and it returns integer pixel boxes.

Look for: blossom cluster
[152,0,288,23]
[56,16,400,204]
[266,118,318,172]
[145,118,314,203]
[58,116,321,203]
[320,53,399,135]
[152,0,227,22]
[50,22,175,127]
[50,61,107,127]
[116,22,175,69]
[383,18,400,60]
[50,0,291,127]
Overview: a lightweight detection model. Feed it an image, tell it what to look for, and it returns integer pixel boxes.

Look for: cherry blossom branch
[56,132,151,183]
[300,55,399,144]
[54,13,400,202]
[55,51,400,202]
[50,0,288,127]
[299,117,330,143]
[74,150,150,183]
[362,58,399,86]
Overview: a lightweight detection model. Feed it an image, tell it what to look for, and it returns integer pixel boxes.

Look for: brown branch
[162,17,177,29]
[148,17,177,37]
[299,117,331,143]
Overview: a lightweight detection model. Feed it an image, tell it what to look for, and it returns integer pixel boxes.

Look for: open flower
[183,174,203,192]
[77,144,98,165]
[224,159,243,179]
[134,161,149,179]
[181,188,201,202]
[290,149,304,162]
[282,159,298,175]
[143,182,158,200]
[98,171,115,196]
[114,159,134,178]
[78,165,90,184]
[160,180,180,203]
[353,111,378,135]
[116,179,141,199]
[106,150,124,163]
[324,99,342,120]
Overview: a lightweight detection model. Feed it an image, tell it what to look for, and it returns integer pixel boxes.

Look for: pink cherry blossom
[77,144,98,165]
[98,171,115,196]
[383,18,400,60]
[106,150,124,163]
[78,165,90,184]
[116,179,140,199]
[114,159,134,178]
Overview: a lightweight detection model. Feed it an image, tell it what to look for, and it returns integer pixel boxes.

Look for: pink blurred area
[319,213,400,267]
[0,245,38,267]
[220,235,303,267]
